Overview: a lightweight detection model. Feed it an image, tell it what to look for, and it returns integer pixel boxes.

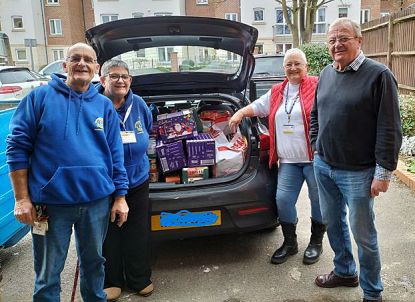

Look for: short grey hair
[101,59,130,76]
[283,48,307,64]
[329,18,362,38]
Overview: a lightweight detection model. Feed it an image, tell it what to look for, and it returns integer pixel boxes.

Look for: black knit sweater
[310,58,402,171]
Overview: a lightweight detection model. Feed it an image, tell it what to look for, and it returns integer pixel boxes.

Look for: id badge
[282,124,294,134]
[32,221,48,236]
[121,131,137,144]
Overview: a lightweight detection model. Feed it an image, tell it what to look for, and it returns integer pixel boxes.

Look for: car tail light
[0,86,22,94]
[238,206,270,216]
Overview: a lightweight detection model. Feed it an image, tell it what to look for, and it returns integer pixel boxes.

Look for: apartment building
[0,0,94,70]
[241,0,360,54]
[186,0,240,21]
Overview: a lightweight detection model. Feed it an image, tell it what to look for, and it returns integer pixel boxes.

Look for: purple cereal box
[186,133,216,167]
[156,140,187,173]
[157,109,198,143]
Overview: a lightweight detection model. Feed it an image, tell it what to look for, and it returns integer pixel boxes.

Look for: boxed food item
[156,140,187,173]
[181,167,209,184]
[165,173,181,184]
[186,133,215,167]
[157,109,198,143]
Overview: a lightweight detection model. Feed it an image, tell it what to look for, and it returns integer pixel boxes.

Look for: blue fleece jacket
[96,84,152,188]
[6,74,129,205]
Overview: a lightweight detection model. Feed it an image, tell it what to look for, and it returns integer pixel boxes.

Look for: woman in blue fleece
[97,59,154,301]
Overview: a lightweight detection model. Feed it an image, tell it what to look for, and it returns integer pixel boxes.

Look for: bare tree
[276,0,334,47]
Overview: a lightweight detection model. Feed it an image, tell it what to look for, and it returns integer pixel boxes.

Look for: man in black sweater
[310,18,402,302]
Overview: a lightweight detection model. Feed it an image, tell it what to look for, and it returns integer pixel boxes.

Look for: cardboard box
[186,133,215,167]
[156,140,187,173]
[181,167,209,184]
[157,109,198,143]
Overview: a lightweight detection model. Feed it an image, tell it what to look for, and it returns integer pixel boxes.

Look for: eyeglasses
[284,62,304,69]
[327,36,357,46]
[107,73,131,81]
[66,55,97,64]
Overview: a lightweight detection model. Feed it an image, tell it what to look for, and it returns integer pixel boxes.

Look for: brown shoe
[363,298,382,302]
[315,271,359,288]
[104,287,121,301]
[138,283,154,297]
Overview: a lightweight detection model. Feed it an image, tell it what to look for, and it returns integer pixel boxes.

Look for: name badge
[32,221,48,236]
[282,124,295,134]
[121,131,137,144]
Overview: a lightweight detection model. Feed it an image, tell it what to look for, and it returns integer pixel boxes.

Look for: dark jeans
[103,180,152,292]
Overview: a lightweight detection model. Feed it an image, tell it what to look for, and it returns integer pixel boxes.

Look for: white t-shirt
[251,84,310,163]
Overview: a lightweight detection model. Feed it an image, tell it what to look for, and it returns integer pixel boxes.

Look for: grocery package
[157,109,198,143]
[199,110,231,135]
[165,173,181,184]
[156,140,187,173]
[186,133,215,167]
[213,128,247,177]
[149,158,158,183]
[181,167,209,184]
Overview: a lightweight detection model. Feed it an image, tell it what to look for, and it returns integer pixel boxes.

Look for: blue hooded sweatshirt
[6,74,129,205]
[96,84,152,189]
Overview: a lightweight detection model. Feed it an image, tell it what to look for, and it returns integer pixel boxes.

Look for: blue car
[0,104,30,248]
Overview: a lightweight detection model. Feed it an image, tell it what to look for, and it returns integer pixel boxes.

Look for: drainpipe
[40,0,49,65]
[81,0,87,36]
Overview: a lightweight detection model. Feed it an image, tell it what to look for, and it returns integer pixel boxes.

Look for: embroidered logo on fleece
[95,117,104,131]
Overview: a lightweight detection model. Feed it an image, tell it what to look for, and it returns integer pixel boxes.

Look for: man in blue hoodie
[6,43,129,302]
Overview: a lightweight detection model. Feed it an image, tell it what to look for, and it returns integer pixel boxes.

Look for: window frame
[49,19,62,36]
[338,7,348,18]
[101,14,118,24]
[46,0,59,5]
[52,49,65,61]
[253,8,265,22]
[196,0,208,5]
[313,7,326,34]
[360,9,371,24]
[15,49,27,61]
[275,8,291,35]
[158,47,174,63]
[225,13,238,22]
[12,16,24,30]
[132,12,144,18]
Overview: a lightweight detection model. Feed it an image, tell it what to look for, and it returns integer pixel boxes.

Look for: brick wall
[381,0,415,14]
[361,0,381,20]
[185,0,240,20]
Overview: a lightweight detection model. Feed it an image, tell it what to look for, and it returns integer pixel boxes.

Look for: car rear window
[254,56,284,76]
[0,69,36,84]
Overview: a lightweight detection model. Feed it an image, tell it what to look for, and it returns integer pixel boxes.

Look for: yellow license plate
[151,210,221,231]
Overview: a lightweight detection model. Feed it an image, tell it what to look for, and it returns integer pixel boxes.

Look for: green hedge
[400,95,415,137]
[300,43,332,76]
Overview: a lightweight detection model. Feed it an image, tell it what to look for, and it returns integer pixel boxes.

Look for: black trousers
[103,180,152,292]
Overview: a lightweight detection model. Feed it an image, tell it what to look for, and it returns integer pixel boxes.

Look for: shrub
[300,43,332,76]
[399,95,415,137]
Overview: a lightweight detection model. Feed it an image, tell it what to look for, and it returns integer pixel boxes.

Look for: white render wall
[0,0,47,70]
[92,0,186,24]
[240,0,361,54]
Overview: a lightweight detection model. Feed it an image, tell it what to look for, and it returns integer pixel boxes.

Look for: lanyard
[284,83,299,124]
[120,103,133,130]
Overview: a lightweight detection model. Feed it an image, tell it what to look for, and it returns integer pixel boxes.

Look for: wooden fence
[361,8,415,94]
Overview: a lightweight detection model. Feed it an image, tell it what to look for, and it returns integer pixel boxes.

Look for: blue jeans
[313,155,383,301]
[32,197,110,302]
[276,162,322,224]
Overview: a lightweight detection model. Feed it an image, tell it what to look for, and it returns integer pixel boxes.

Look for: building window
[255,44,263,54]
[16,49,27,61]
[101,14,118,23]
[275,8,291,35]
[49,19,62,35]
[136,49,145,57]
[52,49,64,61]
[196,0,208,4]
[313,7,326,34]
[154,12,173,16]
[339,7,348,18]
[276,43,292,53]
[225,13,238,21]
[361,9,370,23]
[380,12,390,18]
[132,12,144,18]
[47,0,59,4]
[227,52,238,61]
[158,47,174,62]
[254,8,265,22]
[12,16,24,30]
